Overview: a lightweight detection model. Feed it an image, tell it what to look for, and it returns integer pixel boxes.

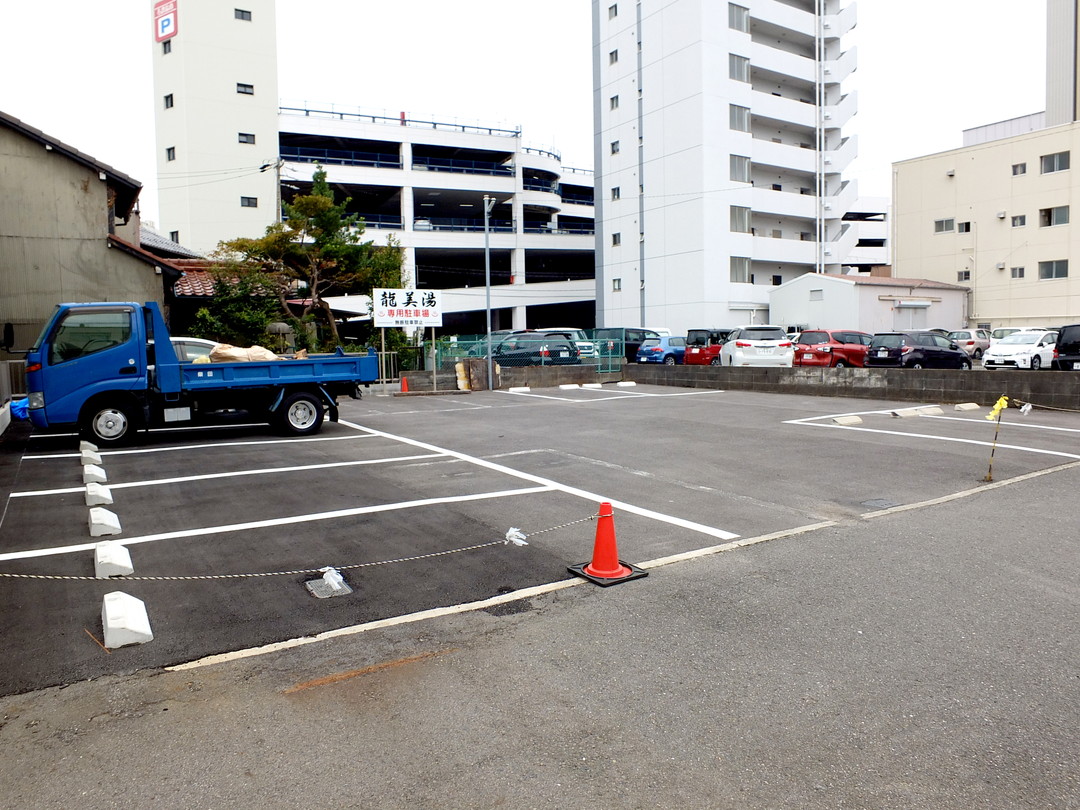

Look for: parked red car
[792,329,873,367]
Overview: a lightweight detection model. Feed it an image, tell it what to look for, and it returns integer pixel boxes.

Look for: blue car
[636,336,687,365]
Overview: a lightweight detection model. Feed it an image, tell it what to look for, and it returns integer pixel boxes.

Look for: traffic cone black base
[567,560,648,587]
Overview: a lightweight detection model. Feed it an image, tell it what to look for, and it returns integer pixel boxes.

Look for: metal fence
[424,335,625,373]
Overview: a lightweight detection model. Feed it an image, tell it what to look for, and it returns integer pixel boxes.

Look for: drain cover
[305,578,353,598]
[861,499,900,509]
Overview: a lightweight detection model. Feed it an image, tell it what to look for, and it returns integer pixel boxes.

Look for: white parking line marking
[29,433,376,460]
[0,485,556,562]
[786,412,1080,460]
[919,414,1080,434]
[339,420,739,541]
[9,453,448,498]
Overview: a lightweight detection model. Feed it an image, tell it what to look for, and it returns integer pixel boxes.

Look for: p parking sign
[154,0,178,42]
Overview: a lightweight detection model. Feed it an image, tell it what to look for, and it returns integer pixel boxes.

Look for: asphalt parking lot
[1,383,1078,808]
[1,383,1077,695]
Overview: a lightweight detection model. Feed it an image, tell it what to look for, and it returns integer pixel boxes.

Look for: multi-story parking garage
[153,0,595,334]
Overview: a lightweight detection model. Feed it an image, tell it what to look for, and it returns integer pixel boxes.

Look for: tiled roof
[172,266,218,297]
[140,225,204,259]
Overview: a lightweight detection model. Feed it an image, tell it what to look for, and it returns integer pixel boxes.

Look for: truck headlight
[28,392,44,409]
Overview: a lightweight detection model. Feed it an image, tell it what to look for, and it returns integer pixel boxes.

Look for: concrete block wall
[626,365,1080,410]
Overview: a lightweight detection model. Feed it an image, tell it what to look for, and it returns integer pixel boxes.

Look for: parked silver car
[946,329,991,359]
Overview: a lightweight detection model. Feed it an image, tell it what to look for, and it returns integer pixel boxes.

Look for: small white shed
[768,273,970,332]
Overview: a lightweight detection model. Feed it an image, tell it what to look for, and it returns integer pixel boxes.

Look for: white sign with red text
[373,288,442,328]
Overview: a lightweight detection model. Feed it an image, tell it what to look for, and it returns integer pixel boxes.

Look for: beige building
[892,123,1080,329]
[891,0,1080,330]
[0,111,179,355]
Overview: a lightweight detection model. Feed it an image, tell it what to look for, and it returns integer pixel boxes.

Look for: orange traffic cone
[400,376,409,393]
[568,502,648,586]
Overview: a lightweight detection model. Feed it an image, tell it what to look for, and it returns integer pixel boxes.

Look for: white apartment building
[152,0,595,334]
[592,0,858,333]
[891,0,1080,330]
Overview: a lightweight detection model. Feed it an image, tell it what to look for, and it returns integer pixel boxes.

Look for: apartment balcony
[751,0,814,37]
[750,41,814,84]
[823,47,857,86]
[822,91,857,130]
[751,186,817,219]
[751,233,817,264]
[823,135,857,174]
[751,138,816,174]
[822,179,857,219]
[823,222,858,262]
[821,3,857,40]
[750,90,816,129]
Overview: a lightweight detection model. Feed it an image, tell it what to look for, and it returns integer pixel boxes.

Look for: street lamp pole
[483,194,496,390]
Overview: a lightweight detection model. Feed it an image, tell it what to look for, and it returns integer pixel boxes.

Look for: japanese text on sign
[373,288,443,328]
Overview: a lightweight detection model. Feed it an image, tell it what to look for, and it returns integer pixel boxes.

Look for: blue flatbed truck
[24,302,379,445]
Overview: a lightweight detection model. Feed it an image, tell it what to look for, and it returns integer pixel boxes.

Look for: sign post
[373,289,443,392]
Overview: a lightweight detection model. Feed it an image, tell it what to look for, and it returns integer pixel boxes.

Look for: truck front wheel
[277,392,324,435]
[81,402,139,446]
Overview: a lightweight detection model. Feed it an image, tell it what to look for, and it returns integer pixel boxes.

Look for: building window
[1040,151,1070,173]
[169,231,179,243]
[1010,266,1025,279]
[240,196,258,208]
[610,95,619,111]
[238,132,256,144]
[1012,215,1026,227]
[730,155,750,183]
[612,278,622,292]
[163,93,174,109]
[729,3,749,32]
[162,40,172,55]
[729,104,750,132]
[1040,205,1069,226]
[1012,162,1026,176]
[166,146,176,161]
[612,232,621,246]
[957,270,971,282]
[730,256,751,283]
[729,54,750,83]
[609,49,618,65]
[957,221,971,233]
[933,218,955,233]
[1039,259,1068,279]
[611,140,620,155]
[730,206,751,233]
[772,275,782,286]
[809,288,824,301]
[611,186,621,201]
[236,83,254,95]
[609,3,618,18]
[235,8,252,20]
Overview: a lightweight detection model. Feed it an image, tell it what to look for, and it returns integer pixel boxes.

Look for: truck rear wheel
[81,402,138,446]
[277,392,324,435]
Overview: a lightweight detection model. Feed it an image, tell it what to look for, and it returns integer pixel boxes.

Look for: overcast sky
[0,1,1047,227]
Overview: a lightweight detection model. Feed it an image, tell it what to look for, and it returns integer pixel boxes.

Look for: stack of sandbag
[208,344,280,363]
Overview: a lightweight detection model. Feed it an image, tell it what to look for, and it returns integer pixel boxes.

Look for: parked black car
[594,327,661,362]
[491,331,581,367]
[864,331,973,369]
[1051,323,1080,370]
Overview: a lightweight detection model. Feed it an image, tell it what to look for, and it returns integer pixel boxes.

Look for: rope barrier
[0,511,601,583]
